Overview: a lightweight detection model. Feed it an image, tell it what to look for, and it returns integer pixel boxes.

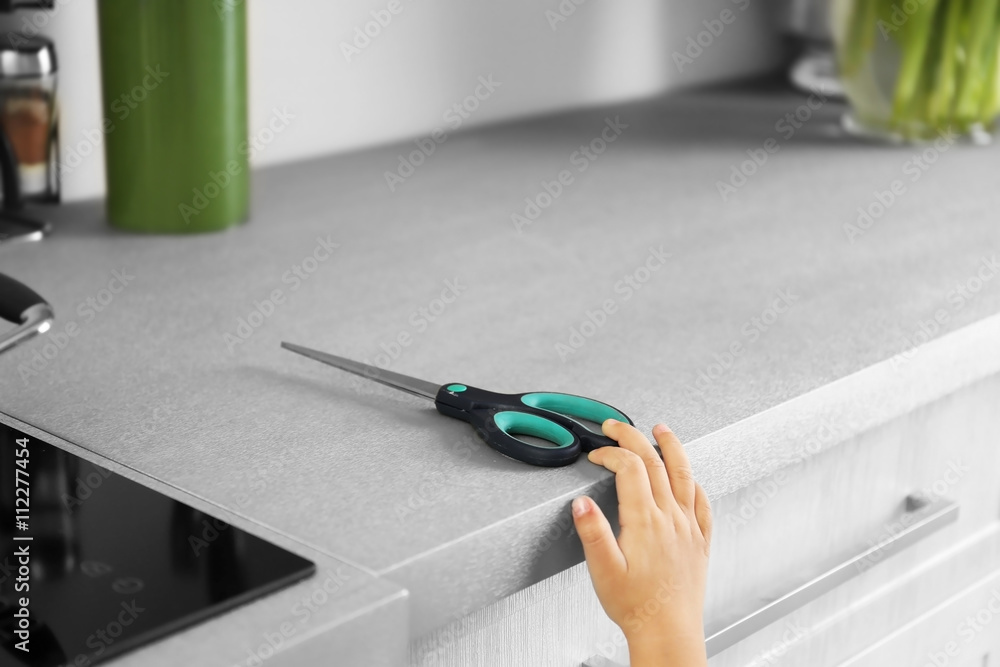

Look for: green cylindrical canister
[97,0,248,233]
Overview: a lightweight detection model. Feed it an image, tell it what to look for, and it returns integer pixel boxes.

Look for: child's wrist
[625,627,706,667]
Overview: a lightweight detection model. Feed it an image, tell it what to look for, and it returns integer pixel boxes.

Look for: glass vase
[832,0,1000,142]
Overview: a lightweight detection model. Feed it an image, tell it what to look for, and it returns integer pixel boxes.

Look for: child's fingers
[602,419,674,511]
[587,446,656,525]
[652,424,696,512]
[694,482,713,549]
[572,496,626,580]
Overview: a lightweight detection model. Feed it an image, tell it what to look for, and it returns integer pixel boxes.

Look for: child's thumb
[572,496,625,578]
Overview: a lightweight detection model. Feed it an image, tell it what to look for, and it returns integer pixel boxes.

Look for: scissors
[282,342,633,467]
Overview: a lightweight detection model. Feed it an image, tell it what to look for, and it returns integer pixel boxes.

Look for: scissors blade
[281,342,440,401]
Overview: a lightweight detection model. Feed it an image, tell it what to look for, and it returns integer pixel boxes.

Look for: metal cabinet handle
[0,272,53,355]
[581,494,959,667]
[704,494,959,656]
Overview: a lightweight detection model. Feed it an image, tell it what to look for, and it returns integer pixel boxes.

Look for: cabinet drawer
[839,566,1000,667]
[706,373,1000,664]
[709,522,1000,667]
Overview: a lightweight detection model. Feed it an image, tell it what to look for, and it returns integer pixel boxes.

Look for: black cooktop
[0,422,315,667]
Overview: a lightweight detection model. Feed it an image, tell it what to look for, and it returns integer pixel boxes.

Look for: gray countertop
[2,84,1000,658]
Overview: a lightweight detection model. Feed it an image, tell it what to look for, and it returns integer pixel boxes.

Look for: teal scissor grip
[434,382,632,466]
[520,393,630,425]
[493,411,576,449]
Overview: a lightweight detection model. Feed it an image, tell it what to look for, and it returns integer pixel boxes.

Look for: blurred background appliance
[782,0,844,97]
[0,33,60,204]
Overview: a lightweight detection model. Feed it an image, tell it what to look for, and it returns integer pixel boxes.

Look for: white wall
[0,0,783,202]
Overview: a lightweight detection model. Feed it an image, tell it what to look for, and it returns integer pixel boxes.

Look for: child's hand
[572,420,712,667]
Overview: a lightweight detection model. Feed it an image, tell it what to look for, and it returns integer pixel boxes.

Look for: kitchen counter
[2,83,1000,664]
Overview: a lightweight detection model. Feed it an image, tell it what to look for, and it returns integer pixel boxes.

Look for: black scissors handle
[434,383,633,467]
